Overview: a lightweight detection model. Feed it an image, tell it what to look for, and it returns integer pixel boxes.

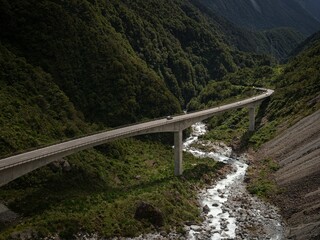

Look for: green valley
[0,0,319,239]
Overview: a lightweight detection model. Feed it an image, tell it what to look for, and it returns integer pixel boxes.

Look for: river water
[184,124,248,239]
[183,122,285,239]
[86,122,286,240]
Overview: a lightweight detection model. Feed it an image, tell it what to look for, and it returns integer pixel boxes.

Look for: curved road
[0,88,274,186]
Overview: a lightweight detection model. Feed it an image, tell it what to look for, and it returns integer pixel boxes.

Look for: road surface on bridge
[0,88,273,185]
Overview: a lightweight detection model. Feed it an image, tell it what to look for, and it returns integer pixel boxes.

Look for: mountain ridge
[0,0,287,130]
[0,0,319,238]
[200,0,320,35]
[191,0,305,60]
[296,0,320,21]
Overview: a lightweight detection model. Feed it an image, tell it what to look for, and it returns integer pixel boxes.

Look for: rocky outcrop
[0,203,19,224]
[49,159,71,172]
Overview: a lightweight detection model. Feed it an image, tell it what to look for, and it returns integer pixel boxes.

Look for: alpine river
[183,122,285,239]
[83,122,286,240]
[184,122,248,239]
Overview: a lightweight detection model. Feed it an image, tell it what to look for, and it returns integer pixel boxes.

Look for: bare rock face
[61,160,71,172]
[134,202,164,227]
[0,203,19,224]
[49,159,71,172]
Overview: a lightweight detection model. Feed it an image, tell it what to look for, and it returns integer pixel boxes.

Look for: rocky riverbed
[185,154,285,240]
[72,122,286,240]
[107,122,286,240]
[184,122,285,240]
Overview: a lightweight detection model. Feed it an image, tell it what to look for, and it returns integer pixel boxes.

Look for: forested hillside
[248,32,320,239]
[192,0,305,60]
[260,30,320,132]
[200,0,320,35]
[0,1,316,155]
[0,0,276,238]
[196,30,320,148]
[0,43,92,156]
[189,30,320,239]
[0,0,319,239]
[0,0,302,131]
[0,0,182,127]
[247,30,320,146]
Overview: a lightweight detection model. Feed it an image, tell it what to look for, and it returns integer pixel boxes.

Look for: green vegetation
[192,0,305,60]
[0,0,297,127]
[249,31,320,147]
[187,81,256,111]
[197,31,320,149]
[185,64,280,146]
[0,43,90,156]
[188,31,320,203]
[260,28,305,60]
[0,138,225,239]
[0,0,319,238]
[0,0,246,237]
[247,158,280,198]
[0,0,182,126]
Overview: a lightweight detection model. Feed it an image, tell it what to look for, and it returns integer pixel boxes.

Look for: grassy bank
[246,158,280,198]
[0,137,226,239]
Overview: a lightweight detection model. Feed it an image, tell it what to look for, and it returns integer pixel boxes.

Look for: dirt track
[256,110,320,239]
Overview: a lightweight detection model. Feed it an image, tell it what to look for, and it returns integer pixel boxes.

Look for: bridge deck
[0,88,273,185]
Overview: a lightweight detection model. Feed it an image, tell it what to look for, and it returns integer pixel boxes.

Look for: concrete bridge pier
[249,107,255,131]
[0,89,274,185]
[174,130,183,176]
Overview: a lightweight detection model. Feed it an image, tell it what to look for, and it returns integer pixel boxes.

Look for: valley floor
[255,110,320,239]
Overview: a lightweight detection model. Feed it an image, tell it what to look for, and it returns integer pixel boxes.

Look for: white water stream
[108,122,285,240]
[182,122,285,240]
[184,122,248,240]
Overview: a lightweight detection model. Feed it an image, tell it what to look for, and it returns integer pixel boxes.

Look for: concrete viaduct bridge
[0,88,274,187]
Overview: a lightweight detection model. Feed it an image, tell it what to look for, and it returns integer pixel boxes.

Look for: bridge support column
[249,107,255,131]
[174,130,183,176]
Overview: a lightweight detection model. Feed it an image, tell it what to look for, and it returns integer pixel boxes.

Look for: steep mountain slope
[0,39,226,238]
[0,0,278,238]
[255,110,320,240]
[189,29,320,239]
[0,0,182,126]
[202,29,320,147]
[0,0,303,127]
[296,0,320,21]
[0,0,319,238]
[232,32,320,238]
[289,31,320,58]
[192,0,305,60]
[0,43,90,156]
[102,0,239,105]
[200,0,320,35]
[257,31,320,239]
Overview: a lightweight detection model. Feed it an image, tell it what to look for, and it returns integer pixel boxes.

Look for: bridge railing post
[249,107,255,131]
[174,130,183,176]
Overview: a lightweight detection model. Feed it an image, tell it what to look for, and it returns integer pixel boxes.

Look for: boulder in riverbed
[203,204,210,214]
[134,201,164,227]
